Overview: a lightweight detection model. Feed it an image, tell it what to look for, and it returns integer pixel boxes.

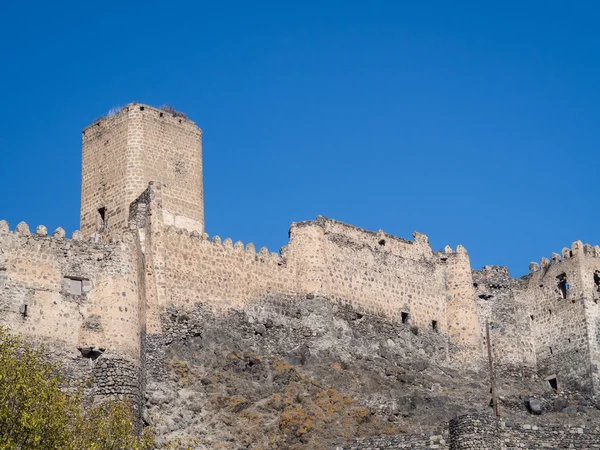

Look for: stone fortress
[2,103,600,449]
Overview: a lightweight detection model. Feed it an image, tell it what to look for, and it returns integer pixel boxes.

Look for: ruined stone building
[2,103,600,449]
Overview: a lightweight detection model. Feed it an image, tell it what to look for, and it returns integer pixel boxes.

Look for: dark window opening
[530,315,535,321]
[431,320,438,332]
[473,283,478,288]
[548,377,558,391]
[401,312,409,324]
[378,239,386,246]
[79,347,104,360]
[97,207,107,233]
[556,273,568,299]
[594,271,600,292]
[548,309,552,316]
[549,346,553,355]
[568,338,571,343]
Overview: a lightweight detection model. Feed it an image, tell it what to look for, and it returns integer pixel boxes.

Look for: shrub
[0,326,189,450]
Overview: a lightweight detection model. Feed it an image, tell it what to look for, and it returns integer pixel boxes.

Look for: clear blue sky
[0,2,598,277]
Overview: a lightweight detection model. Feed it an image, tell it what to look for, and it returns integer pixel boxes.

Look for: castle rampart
[0,219,144,404]
[3,104,600,447]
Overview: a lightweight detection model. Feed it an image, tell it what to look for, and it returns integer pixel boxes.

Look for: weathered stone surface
[15,222,30,235]
[526,398,542,415]
[35,225,48,236]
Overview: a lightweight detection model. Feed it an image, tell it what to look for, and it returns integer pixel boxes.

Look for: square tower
[80,103,204,237]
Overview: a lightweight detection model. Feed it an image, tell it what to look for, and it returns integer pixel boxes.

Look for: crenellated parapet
[162,224,286,267]
[528,240,600,274]
[290,216,434,261]
[0,219,135,245]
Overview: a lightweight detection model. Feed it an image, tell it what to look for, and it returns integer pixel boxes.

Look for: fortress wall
[0,221,143,363]
[474,267,537,376]
[288,217,450,333]
[526,244,592,393]
[159,226,296,312]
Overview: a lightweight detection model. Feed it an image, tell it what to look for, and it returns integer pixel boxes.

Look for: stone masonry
[1,103,600,448]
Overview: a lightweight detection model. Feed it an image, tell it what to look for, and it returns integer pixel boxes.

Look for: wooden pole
[486,320,500,417]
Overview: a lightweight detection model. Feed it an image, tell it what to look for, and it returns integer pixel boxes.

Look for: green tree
[0,327,184,450]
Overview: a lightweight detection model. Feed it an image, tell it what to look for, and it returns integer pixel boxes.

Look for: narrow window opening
[530,315,535,321]
[568,338,571,343]
[548,309,552,316]
[548,377,558,391]
[97,207,107,233]
[473,283,478,288]
[594,271,600,292]
[556,273,568,299]
[431,320,438,332]
[401,312,409,324]
[549,346,553,355]
[378,239,386,246]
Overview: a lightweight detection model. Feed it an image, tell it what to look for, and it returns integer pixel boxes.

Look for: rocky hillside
[144,295,598,449]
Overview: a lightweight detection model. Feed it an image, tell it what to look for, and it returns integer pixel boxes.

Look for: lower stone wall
[502,421,600,449]
[342,431,448,449]
[344,415,600,450]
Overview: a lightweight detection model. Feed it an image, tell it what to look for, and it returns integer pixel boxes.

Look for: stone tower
[80,103,204,237]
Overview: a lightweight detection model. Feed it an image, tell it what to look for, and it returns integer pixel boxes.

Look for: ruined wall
[0,220,144,402]
[474,266,537,377]
[289,217,483,360]
[290,218,447,331]
[473,242,600,395]
[525,243,594,394]
[81,103,203,238]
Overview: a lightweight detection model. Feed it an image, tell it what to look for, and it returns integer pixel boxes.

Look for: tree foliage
[0,327,184,450]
